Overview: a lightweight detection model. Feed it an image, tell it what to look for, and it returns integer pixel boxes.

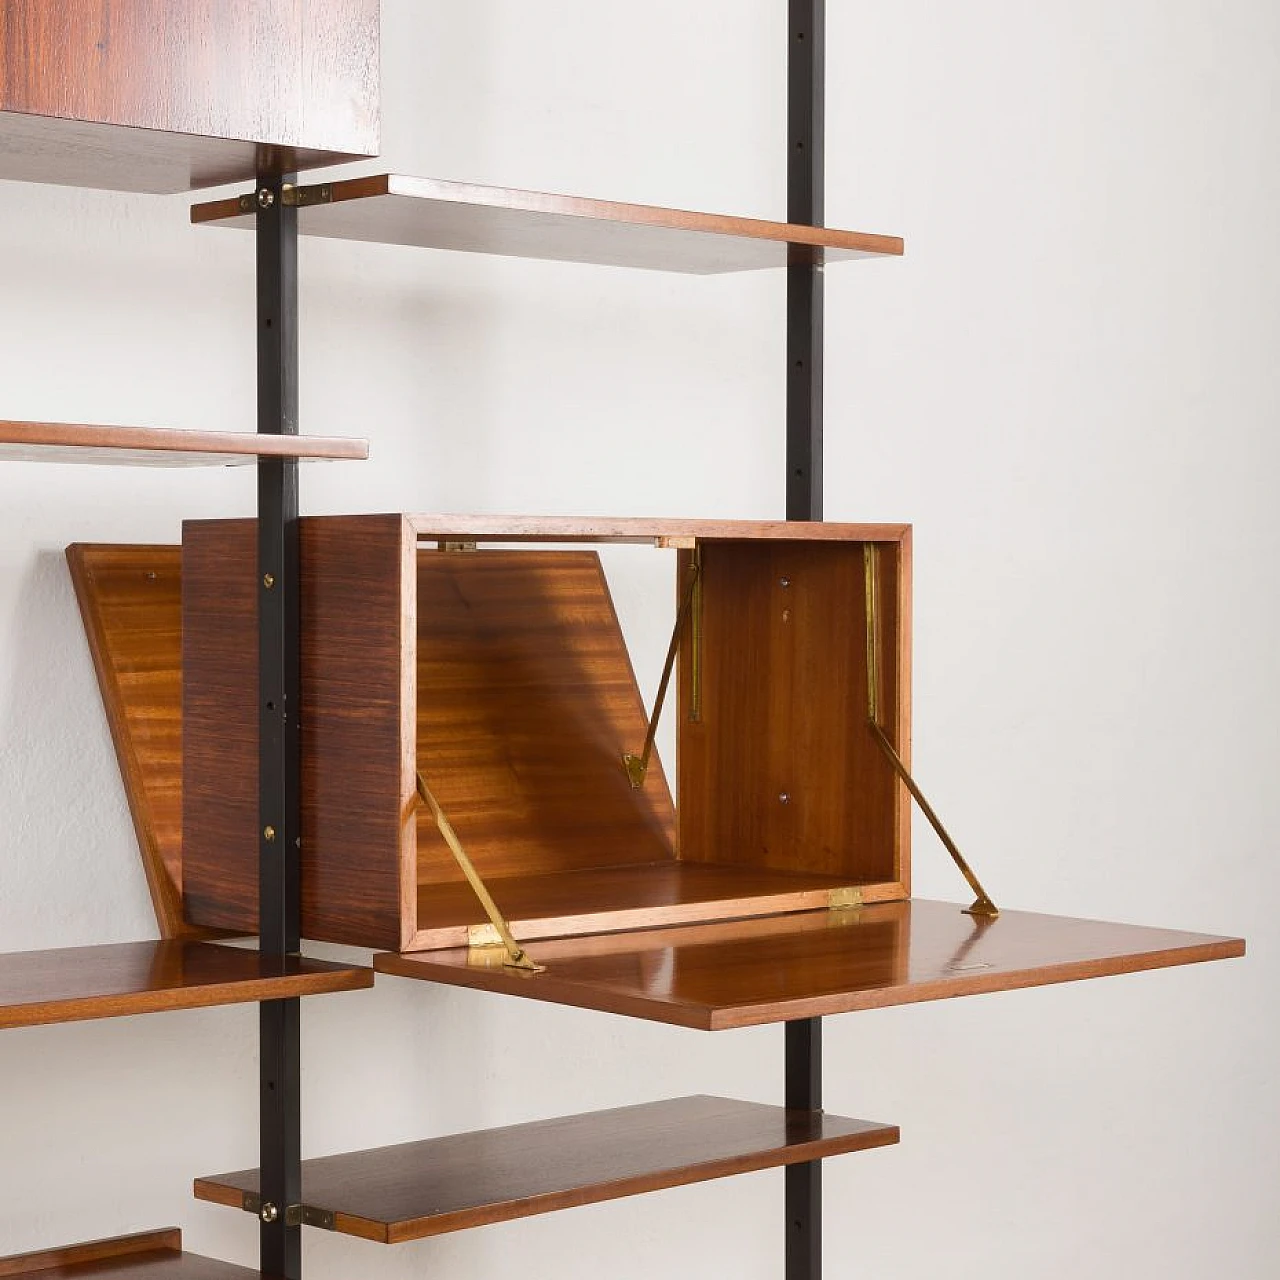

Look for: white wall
[0,2,1273,1276]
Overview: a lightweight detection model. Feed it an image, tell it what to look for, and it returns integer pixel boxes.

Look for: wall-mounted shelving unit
[0,4,1245,1280]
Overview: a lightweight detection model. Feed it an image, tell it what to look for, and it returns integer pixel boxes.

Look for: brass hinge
[827,886,863,911]
[436,540,478,553]
[623,546,702,787]
[281,182,333,208]
[864,543,999,919]
[415,771,545,972]
[241,1193,335,1231]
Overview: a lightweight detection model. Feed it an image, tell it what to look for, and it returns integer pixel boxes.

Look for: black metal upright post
[256,171,303,1280]
[786,4,825,1279]
[787,0,825,525]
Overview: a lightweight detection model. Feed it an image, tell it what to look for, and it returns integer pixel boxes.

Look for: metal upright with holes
[256,171,304,1280]
[786,3,826,1278]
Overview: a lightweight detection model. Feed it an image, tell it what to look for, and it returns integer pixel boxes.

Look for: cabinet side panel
[678,540,905,884]
[183,519,259,932]
[0,0,380,155]
[301,516,415,950]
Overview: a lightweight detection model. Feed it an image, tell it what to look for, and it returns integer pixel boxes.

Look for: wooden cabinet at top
[180,514,913,952]
[0,0,379,191]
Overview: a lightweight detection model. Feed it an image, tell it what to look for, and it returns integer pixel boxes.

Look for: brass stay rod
[624,550,701,788]
[864,544,998,919]
[415,771,544,972]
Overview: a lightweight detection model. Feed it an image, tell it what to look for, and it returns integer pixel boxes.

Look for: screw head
[779,792,790,805]
[257,187,275,209]
[263,825,276,843]
[260,1201,279,1224]
[780,577,791,588]
[263,573,275,589]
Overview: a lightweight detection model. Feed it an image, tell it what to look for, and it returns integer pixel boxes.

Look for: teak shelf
[0,1,379,192]
[0,1230,274,1278]
[376,899,1243,1031]
[0,941,371,1031]
[0,423,368,468]
[191,174,904,274]
[193,1097,898,1244]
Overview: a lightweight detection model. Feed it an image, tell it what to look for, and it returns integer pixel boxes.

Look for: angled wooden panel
[194,1096,898,1242]
[414,551,676,887]
[376,899,1244,1030]
[678,536,910,888]
[67,544,194,939]
[0,0,379,191]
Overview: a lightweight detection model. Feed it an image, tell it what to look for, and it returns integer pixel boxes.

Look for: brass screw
[264,826,276,842]
[260,1201,279,1224]
[779,792,790,805]
[263,573,275,589]
[780,577,791,588]
[257,187,275,209]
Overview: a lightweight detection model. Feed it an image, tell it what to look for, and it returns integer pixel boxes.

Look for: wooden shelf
[0,1228,273,1278]
[375,898,1245,1031]
[191,175,904,275]
[194,1096,898,1242]
[0,423,368,467]
[0,941,372,1030]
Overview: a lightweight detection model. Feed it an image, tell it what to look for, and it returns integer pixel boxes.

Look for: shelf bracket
[863,543,999,919]
[623,547,701,787]
[414,771,546,973]
[241,1193,335,1232]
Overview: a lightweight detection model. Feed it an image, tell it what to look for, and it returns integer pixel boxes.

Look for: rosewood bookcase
[1,4,1244,1280]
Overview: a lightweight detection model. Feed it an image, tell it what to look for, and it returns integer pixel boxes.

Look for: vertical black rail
[787,0,825,524]
[786,1018,823,1278]
[787,4,825,1279]
[256,172,303,1280]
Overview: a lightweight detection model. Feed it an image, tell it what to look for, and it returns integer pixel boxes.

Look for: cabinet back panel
[678,540,908,885]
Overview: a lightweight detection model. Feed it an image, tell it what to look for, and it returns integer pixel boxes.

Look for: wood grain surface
[414,550,675,884]
[182,516,417,949]
[0,940,371,1030]
[192,173,902,273]
[0,422,368,466]
[193,1096,898,1242]
[406,514,912,545]
[679,538,909,886]
[0,0,378,191]
[0,1230,180,1278]
[66,545,190,938]
[376,899,1245,1030]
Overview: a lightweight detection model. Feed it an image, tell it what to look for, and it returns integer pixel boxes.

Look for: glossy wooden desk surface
[376,898,1244,1031]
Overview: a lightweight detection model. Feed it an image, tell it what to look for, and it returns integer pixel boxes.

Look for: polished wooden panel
[67,545,190,938]
[679,538,908,885]
[412,861,894,950]
[376,899,1245,1030]
[414,551,675,886]
[407,514,911,545]
[193,174,903,274]
[0,940,371,1030]
[301,516,417,949]
[181,521,258,935]
[182,517,415,948]
[0,0,378,192]
[194,1096,898,1242]
[0,422,367,466]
